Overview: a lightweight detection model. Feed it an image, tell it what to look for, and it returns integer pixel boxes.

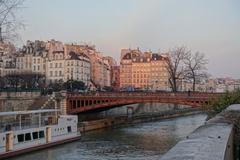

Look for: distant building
[120,48,169,90]
[46,51,65,83]
[64,51,90,86]
[112,66,120,90]
[16,40,48,74]
[103,56,117,88]
[64,44,112,88]
[46,39,65,59]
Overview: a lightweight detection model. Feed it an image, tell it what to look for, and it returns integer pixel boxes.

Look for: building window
[50,63,52,68]
[50,71,53,76]
[39,131,45,138]
[67,126,72,133]
[59,71,62,76]
[25,133,31,141]
[17,134,24,143]
[55,71,58,76]
[32,132,39,139]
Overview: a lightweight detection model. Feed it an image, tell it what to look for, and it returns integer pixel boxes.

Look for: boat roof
[0,109,60,116]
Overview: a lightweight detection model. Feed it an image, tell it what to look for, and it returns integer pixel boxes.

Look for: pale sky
[18,0,240,78]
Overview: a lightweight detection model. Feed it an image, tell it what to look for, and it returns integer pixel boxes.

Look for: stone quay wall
[0,91,41,112]
[161,104,240,160]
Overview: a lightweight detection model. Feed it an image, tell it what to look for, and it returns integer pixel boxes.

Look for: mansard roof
[67,51,90,61]
[68,51,80,60]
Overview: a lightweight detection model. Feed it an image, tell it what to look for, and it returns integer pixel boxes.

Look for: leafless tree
[20,72,45,89]
[3,72,45,90]
[184,52,208,92]
[166,46,190,92]
[4,73,22,90]
[0,0,25,42]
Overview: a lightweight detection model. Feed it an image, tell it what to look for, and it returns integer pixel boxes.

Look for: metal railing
[0,117,58,133]
[67,91,222,98]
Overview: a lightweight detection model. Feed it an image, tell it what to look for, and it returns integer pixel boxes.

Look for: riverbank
[78,108,204,133]
[161,104,240,160]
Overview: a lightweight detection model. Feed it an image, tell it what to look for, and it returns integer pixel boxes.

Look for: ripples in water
[10,114,207,160]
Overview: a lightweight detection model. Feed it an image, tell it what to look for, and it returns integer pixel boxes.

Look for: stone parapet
[160,104,240,160]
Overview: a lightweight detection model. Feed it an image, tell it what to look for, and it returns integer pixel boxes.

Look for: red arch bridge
[66,92,222,114]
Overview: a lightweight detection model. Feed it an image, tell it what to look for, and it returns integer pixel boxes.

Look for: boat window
[25,133,31,141]
[17,134,24,143]
[67,126,72,133]
[39,130,45,138]
[32,132,39,139]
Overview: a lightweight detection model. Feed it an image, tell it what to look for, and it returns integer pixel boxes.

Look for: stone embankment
[0,91,41,112]
[161,104,240,160]
[78,108,203,133]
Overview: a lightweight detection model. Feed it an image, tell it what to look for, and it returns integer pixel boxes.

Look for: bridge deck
[66,92,222,114]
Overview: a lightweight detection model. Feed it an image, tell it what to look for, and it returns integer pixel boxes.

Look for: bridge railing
[66,91,223,98]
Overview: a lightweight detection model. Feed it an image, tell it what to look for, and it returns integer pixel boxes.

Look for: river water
[10,113,207,160]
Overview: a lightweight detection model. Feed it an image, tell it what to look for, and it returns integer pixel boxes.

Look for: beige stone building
[103,56,117,87]
[112,66,120,90]
[0,68,18,77]
[64,44,111,88]
[1,40,112,89]
[46,51,65,83]
[16,40,47,74]
[64,51,91,86]
[46,39,64,59]
[120,48,169,90]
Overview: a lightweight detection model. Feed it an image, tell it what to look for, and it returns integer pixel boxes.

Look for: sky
[18,0,240,78]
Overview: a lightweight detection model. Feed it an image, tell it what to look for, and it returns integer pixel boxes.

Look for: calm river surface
[10,113,207,160]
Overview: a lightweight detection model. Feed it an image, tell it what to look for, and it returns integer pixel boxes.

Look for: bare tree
[0,0,25,42]
[20,72,45,89]
[184,52,208,92]
[3,72,45,90]
[4,73,22,90]
[166,46,190,92]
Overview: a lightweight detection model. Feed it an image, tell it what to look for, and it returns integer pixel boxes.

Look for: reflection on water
[10,114,207,160]
[79,103,190,121]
